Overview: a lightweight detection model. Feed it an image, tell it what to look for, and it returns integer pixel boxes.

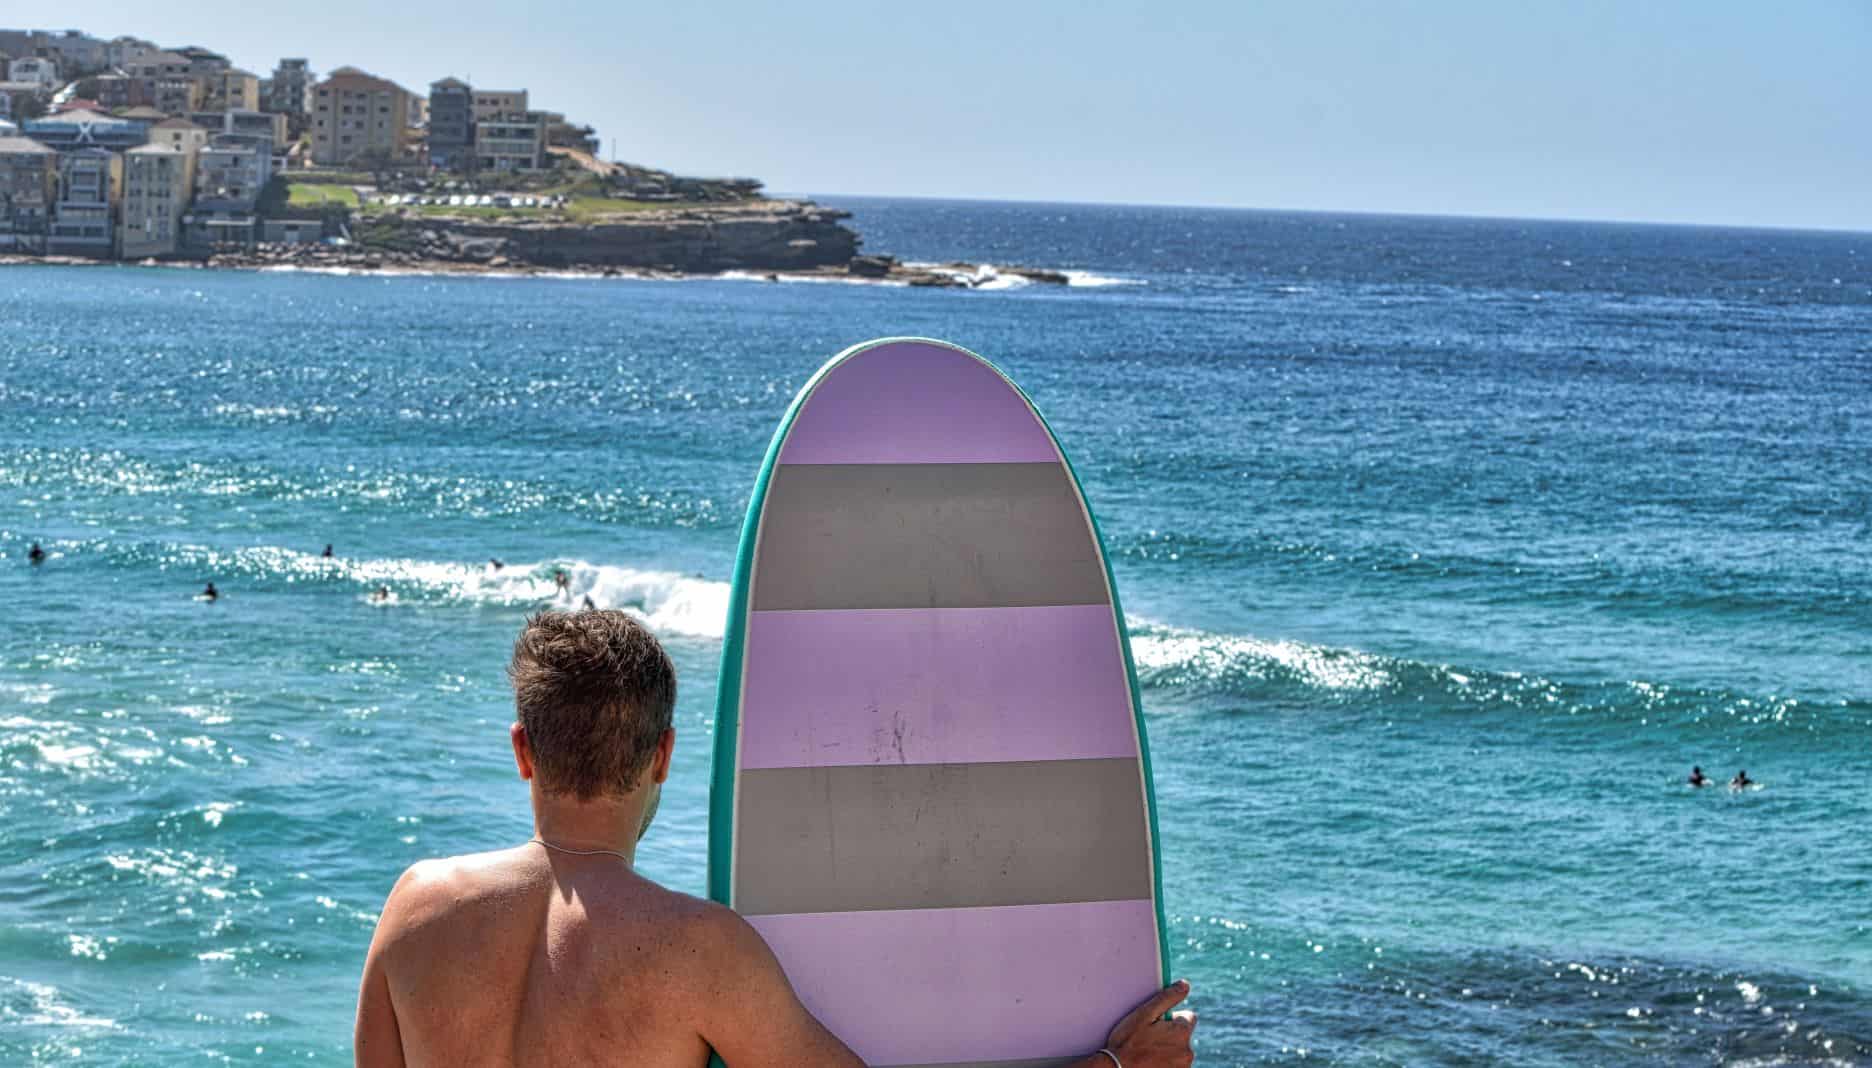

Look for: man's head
[507,610,677,804]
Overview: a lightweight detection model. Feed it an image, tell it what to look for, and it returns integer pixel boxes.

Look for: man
[1731,769,1753,789]
[356,610,1197,1067]
[1687,766,1708,787]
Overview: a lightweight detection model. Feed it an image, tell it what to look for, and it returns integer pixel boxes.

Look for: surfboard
[709,337,1168,1068]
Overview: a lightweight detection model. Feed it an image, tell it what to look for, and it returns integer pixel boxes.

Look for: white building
[8,56,60,90]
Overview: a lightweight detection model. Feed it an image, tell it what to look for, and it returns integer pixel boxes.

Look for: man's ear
[511,722,534,781]
[651,727,675,785]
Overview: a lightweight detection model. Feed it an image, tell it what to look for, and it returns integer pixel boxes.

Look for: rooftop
[0,135,54,154]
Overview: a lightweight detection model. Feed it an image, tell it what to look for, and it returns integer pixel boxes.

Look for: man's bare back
[356,611,1196,1067]
[356,843,855,1067]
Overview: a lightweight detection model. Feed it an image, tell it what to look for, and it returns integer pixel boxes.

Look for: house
[0,134,56,250]
[46,146,119,256]
[23,108,148,152]
[267,58,314,121]
[473,110,546,173]
[470,89,527,122]
[119,141,194,257]
[8,56,59,89]
[310,66,415,166]
[427,77,472,170]
[148,116,209,155]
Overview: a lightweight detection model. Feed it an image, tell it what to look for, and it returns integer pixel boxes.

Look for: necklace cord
[529,836,630,861]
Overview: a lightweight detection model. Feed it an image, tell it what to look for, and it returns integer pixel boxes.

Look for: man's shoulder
[382,847,537,928]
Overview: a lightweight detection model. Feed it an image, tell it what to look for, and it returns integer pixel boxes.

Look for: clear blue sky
[55,0,1872,230]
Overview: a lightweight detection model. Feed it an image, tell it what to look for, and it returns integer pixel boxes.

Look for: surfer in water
[1731,769,1754,789]
[371,585,392,603]
[553,568,570,594]
[27,542,45,564]
[489,558,505,571]
[355,611,1198,1068]
[201,582,219,602]
[1688,766,1708,787]
[581,594,596,611]
[322,544,334,558]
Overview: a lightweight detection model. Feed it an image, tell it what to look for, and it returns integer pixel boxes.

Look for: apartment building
[427,77,472,170]
[473,111,545,173]
[193,133,272,212]
[471,89,526,122]
[267,58,314,120]
[46,146,119,256]
[8,56,59,89]
[216,68,261,111]
[119,141,194,257]
[148,116,209,154]
[0,134,55,250]
[309,66,414,166]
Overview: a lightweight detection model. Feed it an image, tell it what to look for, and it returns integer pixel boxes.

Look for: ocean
[1,199,1868,1065]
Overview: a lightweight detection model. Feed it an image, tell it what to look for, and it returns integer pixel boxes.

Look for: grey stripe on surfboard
[752,463,1110,612]
[733,759,1151,915]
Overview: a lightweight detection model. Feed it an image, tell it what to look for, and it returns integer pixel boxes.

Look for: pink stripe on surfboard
[778,341,1060,465]
[738,605,1137,769]
[747,900,1159,1066]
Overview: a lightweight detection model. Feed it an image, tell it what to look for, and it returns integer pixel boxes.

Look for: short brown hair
[507,610,677,800]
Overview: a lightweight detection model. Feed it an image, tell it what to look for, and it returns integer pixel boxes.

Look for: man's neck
[529,788,645,868]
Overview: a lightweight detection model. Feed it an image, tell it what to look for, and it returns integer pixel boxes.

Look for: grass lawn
[362,197,675,222]
[287,183,360,208]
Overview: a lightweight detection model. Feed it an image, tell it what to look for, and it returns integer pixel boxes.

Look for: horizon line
[780,191,1872,239]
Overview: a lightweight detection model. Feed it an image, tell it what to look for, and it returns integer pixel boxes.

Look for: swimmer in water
[322,544,334,558]
[202,582,219,601]
[489,558,504,571]
[1688,766,1708,787]
[554,569,570,593]
[1730,770,1753,789]
[372,585,392,603]
[28,542,46,564]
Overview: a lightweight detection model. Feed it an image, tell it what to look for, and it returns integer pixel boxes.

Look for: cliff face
[354,200,860,272]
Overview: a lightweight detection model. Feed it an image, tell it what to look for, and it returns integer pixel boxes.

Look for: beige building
[119,142,195,257]
[149,116,210,154]
[310,67,416,166]
[471,89,527,122]
[217,69,262,112]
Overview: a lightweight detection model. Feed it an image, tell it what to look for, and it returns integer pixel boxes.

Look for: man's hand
[1100,979,1197,1068]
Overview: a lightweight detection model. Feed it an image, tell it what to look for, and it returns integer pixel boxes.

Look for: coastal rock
[355,200,859,273]
[848,254,895,278]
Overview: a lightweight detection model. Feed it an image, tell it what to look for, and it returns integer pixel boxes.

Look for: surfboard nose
[777,338,1060,466]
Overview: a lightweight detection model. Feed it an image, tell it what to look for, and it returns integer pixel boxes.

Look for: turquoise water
[2,201,1869,1064]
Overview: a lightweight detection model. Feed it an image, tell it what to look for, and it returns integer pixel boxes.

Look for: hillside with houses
[0,27,896,276]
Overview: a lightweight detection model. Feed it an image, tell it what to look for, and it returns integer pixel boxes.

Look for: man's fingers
[1117,979,1190,1034]
[1169,1009,1198,1032]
